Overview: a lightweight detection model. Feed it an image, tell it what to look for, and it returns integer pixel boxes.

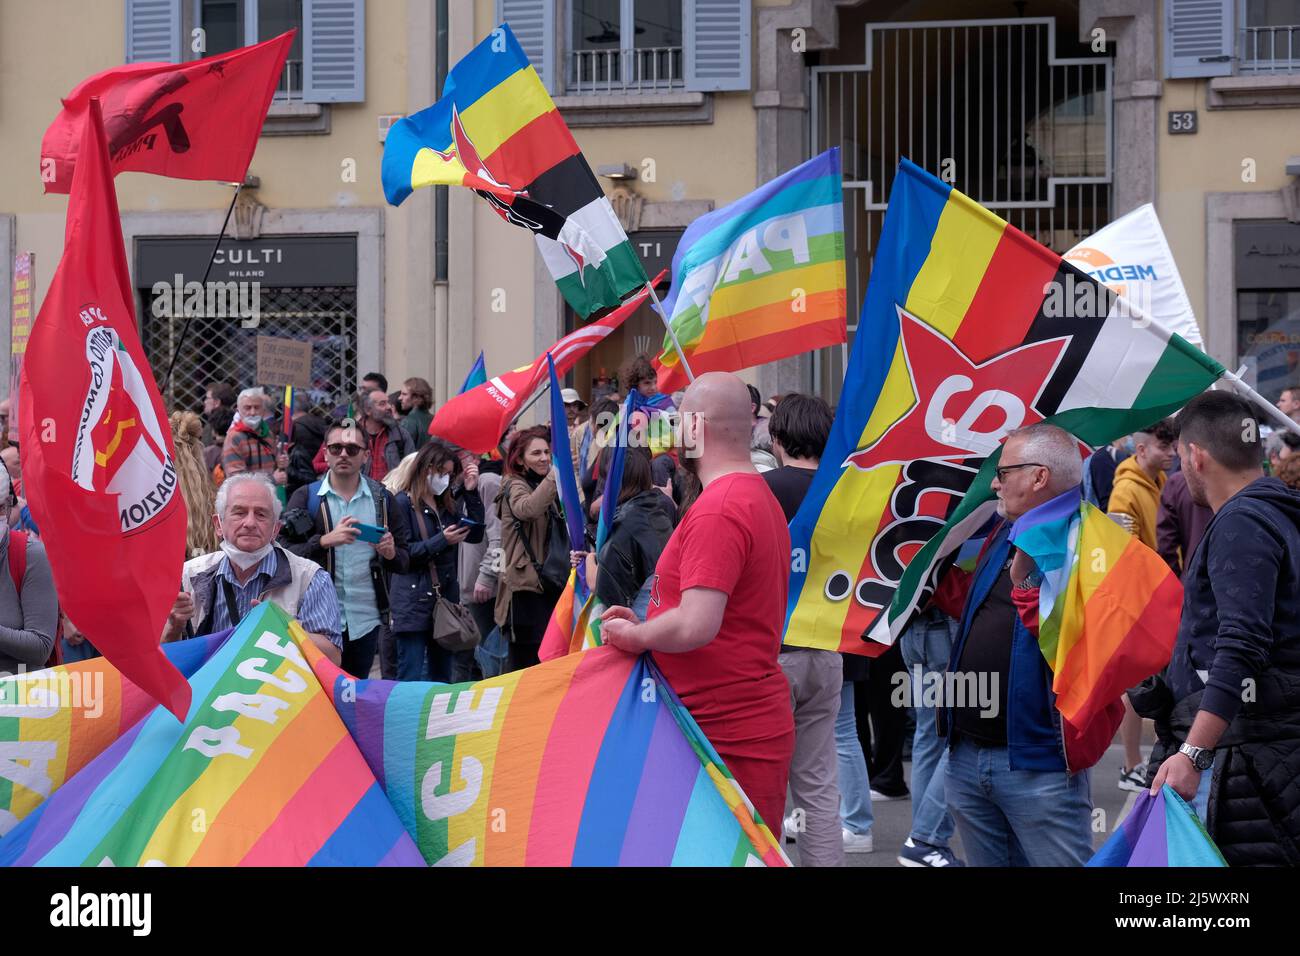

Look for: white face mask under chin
[220,539,274,571]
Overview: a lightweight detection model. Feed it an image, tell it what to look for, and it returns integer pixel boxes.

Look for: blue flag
[548,354,586,562]
[458,351,487,395]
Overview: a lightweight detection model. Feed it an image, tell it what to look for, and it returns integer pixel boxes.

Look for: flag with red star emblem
[19,99,190,719]
[783,160,1225,655]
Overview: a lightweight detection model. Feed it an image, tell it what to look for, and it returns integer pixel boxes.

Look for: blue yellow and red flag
[783,160,1224,655]
[382,23,647,317]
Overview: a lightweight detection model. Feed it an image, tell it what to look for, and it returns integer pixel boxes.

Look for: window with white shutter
[303,0,364,103]
[126,0,182,63]
[1165,0,1234,78]
[684,0,751,92]
[498,0,556,93]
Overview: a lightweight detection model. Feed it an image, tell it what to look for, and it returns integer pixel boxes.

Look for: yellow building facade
[3,1,1299,414]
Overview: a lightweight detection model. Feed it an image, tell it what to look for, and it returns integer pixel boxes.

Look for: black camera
[279,507,316,543]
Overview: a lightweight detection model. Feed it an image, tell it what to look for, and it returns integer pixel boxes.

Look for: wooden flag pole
[644,280,695,384]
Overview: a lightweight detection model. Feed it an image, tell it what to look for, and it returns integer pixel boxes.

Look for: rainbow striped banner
[1009,487,1182,732]
[1089,786,1226,867]
[0,631,229,837]
[304,638,790,866]
[654,148,847,392]
[0,605,422,866]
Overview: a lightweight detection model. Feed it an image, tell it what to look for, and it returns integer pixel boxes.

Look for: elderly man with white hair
[220,387,288,485]
[162,472,341,664]
[929,422,1122,867]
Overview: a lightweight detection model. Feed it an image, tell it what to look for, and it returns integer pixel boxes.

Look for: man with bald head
[602,372,795,833]
[930,422,1121,866]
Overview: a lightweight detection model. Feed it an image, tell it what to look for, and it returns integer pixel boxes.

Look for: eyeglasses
[326,443,365,457]
[994,462,1046,483]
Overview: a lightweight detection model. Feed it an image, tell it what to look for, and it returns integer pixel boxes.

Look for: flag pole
[512,381,551,427]
[1216,366,1300,438]
[160,181,243,393]
[644,280,695,384]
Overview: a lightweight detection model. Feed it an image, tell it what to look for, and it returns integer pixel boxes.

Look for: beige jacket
[493,471,559,627]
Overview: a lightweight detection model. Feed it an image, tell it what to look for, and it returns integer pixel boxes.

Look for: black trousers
[856,639,910,796]
[341,623,383,680]
[504,583,561,673]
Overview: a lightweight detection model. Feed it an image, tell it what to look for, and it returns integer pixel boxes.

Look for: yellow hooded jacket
[1107,456,1166,549]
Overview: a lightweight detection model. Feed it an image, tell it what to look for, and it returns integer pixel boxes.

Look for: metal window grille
[1240,24,1300,73]
[568,46,685,92]
[810,17,1114,402]
[141,284,357,415]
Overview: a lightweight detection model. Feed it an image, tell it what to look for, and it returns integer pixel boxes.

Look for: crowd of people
[1,355,1298,869]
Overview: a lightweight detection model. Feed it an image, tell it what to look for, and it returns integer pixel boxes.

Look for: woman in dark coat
[391,439,484,681]
[576,447,674,620]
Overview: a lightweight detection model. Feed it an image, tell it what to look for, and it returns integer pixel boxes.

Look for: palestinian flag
[783,160,1226,655]
[382,23,647,318]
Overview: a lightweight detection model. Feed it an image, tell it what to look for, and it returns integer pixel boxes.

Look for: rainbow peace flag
[784,160,1225,654]
[0,631,228,837]
[1089,786,1226,867]
[654,148,847,392]
[3,602,789,866]
[0,606,423,866]
[1009,488,1182,732]
[304,639,789,867]
[382,23,647,318]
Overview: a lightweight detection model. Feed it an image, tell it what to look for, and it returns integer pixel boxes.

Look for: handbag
[411,507,481,653]
[503,483,571,591]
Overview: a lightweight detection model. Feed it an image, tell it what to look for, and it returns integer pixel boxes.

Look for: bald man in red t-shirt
[601,372,795,831]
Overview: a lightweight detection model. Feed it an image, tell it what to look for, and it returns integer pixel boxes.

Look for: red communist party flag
[429,272,665,454]
[40,31,293,194]
[20,99,190,719]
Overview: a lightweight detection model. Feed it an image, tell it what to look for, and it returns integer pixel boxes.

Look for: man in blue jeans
[930,423,1121,866]
[897,607,963,866]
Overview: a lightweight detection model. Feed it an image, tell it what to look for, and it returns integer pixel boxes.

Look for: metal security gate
[142,285,358,414]
[811,17,1114,400]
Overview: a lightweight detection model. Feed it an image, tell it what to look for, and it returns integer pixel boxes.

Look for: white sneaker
[842,828,874,853]
[782,815,799,843]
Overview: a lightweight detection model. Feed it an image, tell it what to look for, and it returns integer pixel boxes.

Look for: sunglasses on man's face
[326,443,364,457]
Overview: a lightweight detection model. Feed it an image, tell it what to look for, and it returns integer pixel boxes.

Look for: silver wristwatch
[1178,742,1214,771]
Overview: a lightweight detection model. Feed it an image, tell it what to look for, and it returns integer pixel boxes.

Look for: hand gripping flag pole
[646,281,695,384]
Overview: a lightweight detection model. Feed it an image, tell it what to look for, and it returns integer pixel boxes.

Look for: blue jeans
[631,577,653,622]
[899,612,958,847]
[836,682,874,836]
[1192,765,1212,824]
[945,738,1093,866]
[394,630,453,682]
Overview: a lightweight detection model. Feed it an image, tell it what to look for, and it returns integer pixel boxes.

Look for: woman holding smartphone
[391,439,484,681]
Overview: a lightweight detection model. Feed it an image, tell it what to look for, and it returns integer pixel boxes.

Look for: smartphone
[452,516,483,529]
[352,521,387,544]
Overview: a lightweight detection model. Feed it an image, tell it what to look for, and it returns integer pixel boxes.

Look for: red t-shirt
[648,471,793,735]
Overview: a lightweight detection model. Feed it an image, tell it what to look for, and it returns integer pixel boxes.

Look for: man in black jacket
[280,422,410,679]
[1156,390,1300,866]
